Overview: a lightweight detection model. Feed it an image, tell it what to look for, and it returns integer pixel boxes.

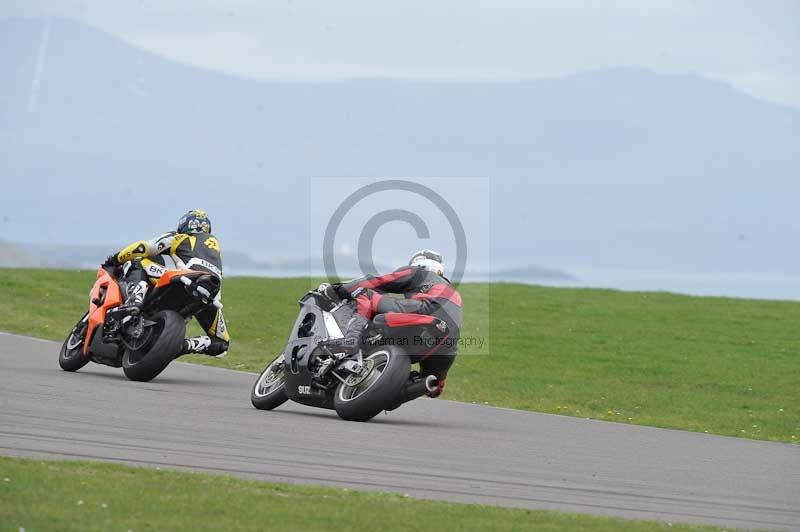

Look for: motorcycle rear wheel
[333,346,410,422]
[122,310,185,382]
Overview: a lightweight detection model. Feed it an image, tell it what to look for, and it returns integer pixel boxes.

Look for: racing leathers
[334,266,462,397]
[105,231,230,357]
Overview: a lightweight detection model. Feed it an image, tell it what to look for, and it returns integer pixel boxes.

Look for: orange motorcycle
[59,263,221,381]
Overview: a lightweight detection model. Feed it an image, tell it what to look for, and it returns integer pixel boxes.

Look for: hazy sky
[3,0,799,107]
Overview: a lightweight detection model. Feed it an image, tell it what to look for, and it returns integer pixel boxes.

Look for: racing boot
[118,280,148,316]
[182,335,228,359]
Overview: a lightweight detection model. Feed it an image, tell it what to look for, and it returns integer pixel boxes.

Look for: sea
[223,267,800,302]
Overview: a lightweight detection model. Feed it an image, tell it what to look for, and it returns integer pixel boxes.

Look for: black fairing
[87,326,124,367]
[280,298,337,408]
[278,291,437,408]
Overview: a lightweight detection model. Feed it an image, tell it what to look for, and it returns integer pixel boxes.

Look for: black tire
[59,314,90,372]
[334,347,410,422]
[251,354,289,410]
[122,310,186,382]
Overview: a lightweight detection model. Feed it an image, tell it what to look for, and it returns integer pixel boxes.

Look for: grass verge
[0,268,797,442]
[0,456,731,532]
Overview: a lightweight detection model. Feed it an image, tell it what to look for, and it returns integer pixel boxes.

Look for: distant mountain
[491,266,576,281]
[4,240,577,283]
[0,241,51,268]
[2,17,799,275]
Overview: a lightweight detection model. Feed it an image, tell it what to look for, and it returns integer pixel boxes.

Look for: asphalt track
[1,333,798,530]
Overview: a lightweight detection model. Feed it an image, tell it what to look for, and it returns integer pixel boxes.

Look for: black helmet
[177,209,212,234]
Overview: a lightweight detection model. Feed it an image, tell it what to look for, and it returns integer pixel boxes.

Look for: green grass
[0,456,731,532]
[1,268,798,442]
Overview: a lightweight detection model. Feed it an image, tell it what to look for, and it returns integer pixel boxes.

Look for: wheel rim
[64,319,87,355]
[254,355,285,398]
[65,332,83,352]
[337,351,390,403]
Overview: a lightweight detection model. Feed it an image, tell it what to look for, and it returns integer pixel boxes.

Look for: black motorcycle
[250,286,441,421]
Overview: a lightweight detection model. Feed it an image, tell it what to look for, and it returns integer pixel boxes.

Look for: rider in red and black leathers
[331,250,461,398]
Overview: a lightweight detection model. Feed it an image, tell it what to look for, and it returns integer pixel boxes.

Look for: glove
[427,377,446,398]
[316,283,352,302]
[102,254,119,268]
[316,282,331,293]
[333,284,352,300]
[316,283,339,302]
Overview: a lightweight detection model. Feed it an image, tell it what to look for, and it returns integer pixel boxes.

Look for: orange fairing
[155,269,197,289]
[84,267,123,354]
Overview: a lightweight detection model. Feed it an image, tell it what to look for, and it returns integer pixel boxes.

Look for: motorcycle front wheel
[251,354,289,410]
[59,313,90,372]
